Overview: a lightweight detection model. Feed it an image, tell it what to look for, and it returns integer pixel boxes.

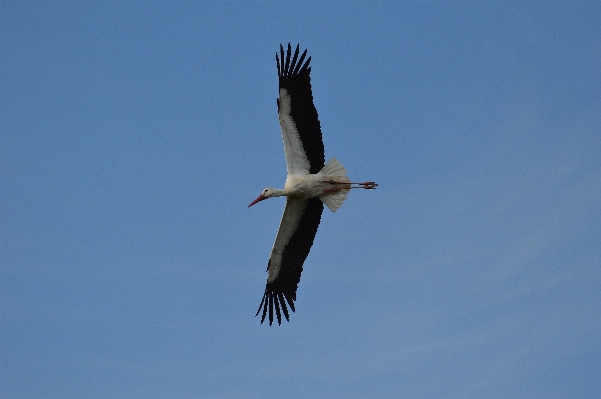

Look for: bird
[249,43,377,326]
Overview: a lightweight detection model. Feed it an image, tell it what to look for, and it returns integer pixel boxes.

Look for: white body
[280,157,350,212]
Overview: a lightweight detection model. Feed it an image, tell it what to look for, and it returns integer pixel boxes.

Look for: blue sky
[2,2,600,398]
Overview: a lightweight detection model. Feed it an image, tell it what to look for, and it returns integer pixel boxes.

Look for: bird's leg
[344,182,378,190]
[323,180,378,192]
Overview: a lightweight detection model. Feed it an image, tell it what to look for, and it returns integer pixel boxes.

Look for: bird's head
[248,188,277,207]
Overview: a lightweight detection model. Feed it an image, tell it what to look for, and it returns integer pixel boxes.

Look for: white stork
[249,43,377,326]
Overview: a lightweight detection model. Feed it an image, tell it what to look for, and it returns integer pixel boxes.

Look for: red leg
[323,180,378,190]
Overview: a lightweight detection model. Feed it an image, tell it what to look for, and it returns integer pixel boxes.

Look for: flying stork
[249,43,377,326]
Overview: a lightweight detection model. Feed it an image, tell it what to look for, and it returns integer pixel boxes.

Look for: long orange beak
[248,194,267,207]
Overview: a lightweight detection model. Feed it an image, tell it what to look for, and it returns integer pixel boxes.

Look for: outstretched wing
[256,197,324,325]
[277,43,325,176]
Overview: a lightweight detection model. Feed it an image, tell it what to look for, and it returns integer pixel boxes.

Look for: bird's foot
[357,181,378,190]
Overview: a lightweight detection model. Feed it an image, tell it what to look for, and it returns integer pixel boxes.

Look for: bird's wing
[277,43,325,176]
[256,197,324,325]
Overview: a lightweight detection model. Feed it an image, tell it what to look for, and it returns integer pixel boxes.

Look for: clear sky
[2,2,600,398]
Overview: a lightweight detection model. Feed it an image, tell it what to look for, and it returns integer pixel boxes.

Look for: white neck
[270,188,288,197]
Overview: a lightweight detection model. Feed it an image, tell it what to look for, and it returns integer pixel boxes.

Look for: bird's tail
[318,158,350,213]
[319,157,348,176]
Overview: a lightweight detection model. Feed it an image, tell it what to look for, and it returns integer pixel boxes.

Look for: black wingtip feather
[292,49,308,75]
[278,43,311,79]
[255,289,266,324]
[290,44,300,75]
[278,292,290,322]
[286,293,296,312]
[255,292,264,317]
[284,43,292,78]
[279,44,285,77]
[268,291,274,325]
[255,284,298,326]
[274,294,282,325]
[302,56,311,74]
